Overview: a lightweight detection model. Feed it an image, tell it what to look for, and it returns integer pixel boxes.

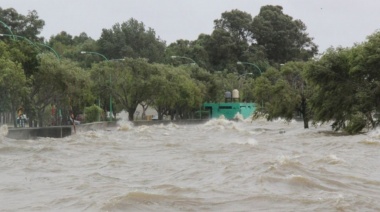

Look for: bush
[84,105,103,123]
[344,113,367,134]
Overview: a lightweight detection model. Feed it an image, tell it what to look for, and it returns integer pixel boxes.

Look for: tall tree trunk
[12,106,17,128]
[38,110,44,127]
[140,103,148,120]
[365,112,376,129]
[301,97,309,129]
[128,108,136,121]
[303,116,309,129]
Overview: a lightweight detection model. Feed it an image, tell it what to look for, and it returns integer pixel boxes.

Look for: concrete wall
[5,120,207,140]
[6,126,72,140]
[132,119,208,126]
[75,122,118,131]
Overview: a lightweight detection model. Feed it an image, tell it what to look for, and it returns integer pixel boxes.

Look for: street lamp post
[81,51,108,61]
[0,33,60,60]
[237,61,264,109]
[0,20,15,40]
[171,55,197,66]
[81,51,114,121]
[237,61,262,76]
[37,42,61,60]
[0,33,34,45]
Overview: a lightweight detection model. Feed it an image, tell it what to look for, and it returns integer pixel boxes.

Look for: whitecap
[0,124,8,137]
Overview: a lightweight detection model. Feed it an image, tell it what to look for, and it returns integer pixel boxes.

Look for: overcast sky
[1,0,379,53]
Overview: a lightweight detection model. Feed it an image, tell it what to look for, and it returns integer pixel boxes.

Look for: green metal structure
[202,89,257,120]
[203,102,256,120]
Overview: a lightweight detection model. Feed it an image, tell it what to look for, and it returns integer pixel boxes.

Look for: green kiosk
[203,89,256,120]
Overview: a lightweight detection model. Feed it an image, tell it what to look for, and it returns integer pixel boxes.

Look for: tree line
[0,5,379,134]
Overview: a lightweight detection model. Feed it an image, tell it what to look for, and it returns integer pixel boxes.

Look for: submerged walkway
[5,119,207,139]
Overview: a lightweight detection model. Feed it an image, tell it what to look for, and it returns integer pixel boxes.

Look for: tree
[165,38,211,71]
[149,65,184,120]
[97,18,166,62]
[201,29,240,72]
[31,54,92,126]
[305,31,380,133]
[49,31,74,46]
[0,44,28,126]
[148,64,204,120]
[214,9,253,44]
[305,47,369,133]
[0,34,40,77]
[252,68,298,121]
[250,62,311,129]
[109,58,157,121]
[251,5,318,64]
[280,62,310,128]
[0,7,45,41]
[166,39,194,65]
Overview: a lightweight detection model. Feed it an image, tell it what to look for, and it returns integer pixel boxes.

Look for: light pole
[0,33,60,60]
[237,61,262,76]
[171,55,197,66]
[81,51,108,61]
[0,20,15,40]
[237,61,264,109]
[81,51,114,121]
[0,33,35,46]
[36,42,61,60]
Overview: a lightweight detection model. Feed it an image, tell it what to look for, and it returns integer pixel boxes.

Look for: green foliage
[0,41,29,121]
[5,4,380,134]
[201,29,241,72]
[0,35,40,77]
[0,54,28,114]
[251,110,268,121]
[48,31,97,68]
[148,63,204,120]
[304,31,380,133]
[29,54,93,126]
[343,113,367,134]
[108,58,158,120]
[0,7,45,41]
[305,48,357,130]
[97,18,166,62]
[251,5,318,64]
[203,9,253,72]
[251,62,310,128]
[84,105,103,123]
[214,9,253,43]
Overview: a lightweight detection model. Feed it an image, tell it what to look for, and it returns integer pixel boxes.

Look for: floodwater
[1,114,380,211]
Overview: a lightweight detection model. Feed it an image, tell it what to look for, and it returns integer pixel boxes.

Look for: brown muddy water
[1,114,380,211]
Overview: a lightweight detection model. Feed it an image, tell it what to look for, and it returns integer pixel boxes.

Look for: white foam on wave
[232,138,258,146]
[367,127,380,139]
[203,116,231,127]
[359,127,380,145]
[0,125,8,137]
[313,154,346,165]
[116,110,134,131]
[0,125,8,144]
[326,154,345,164]
[117,121,134,131]
[233,113,245,121]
